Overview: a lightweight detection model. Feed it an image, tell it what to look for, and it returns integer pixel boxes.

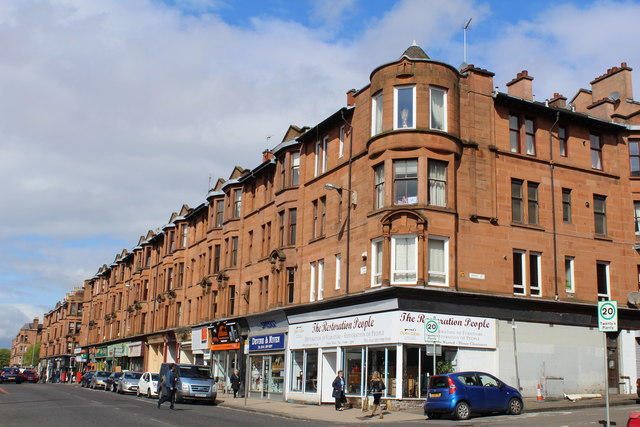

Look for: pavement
[216,392,640,424]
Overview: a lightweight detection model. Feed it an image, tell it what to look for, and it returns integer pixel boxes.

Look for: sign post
[598,300,618,427]
[425,319,440,377]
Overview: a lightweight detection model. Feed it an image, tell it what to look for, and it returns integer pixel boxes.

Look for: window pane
[525,119,535,155]
[527,183,538,225]
[396,87,414,129]
[529,253,540,296]
[394,160,418,205]
[430,88,445,131]
[393,236,416,282]
[428,238,446,284]
[596,263,608,296]
[291,152,300,185]
[511,180,523,222]
[373,93,383,135]
[513,251,524,294]
[428,160,447,207]
[374,164,385,209]
[304,349,318,393]
[372,239,383,286]
[345,349,362,395]
[509,115,519,153]
[635,201,640,233]
[290,351,303,392]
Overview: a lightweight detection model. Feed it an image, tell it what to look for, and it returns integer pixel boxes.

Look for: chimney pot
[346,89,356,107]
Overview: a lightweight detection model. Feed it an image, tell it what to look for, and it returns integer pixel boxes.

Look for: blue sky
[0,0,639,349]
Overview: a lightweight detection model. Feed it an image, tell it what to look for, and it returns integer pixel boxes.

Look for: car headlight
[180,383,189,391]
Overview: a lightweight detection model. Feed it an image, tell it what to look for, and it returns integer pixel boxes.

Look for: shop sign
[107,343,128,358]
[128,341,144,357]
[95,347,108,358]
[210,321,241,351]
[289,310,496,349]
[192,326,210,351]
[249,333,285,352]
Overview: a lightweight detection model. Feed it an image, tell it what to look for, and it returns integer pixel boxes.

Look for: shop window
[594,194,607,235]
[630,140,640,176]
[305,349,318,393]
[429,87,446,131]
[290,349,318,393]
[393,159,418,205]
[371,91,383,136]
[290,350,304,392]
[394,85,415,129]
[391,235,417,284]
[371,238,383,287]
[428,160,447,207]
[367,347,396,397]
[344,348,363,395]
[565,256,575,293]
[428,237,448,286]
[596,261,610,300]
[590,133,603,170]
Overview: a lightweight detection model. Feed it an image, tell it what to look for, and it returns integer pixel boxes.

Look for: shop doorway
[321,352,337,403]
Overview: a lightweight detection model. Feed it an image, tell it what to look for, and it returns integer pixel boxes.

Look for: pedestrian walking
[230,369,242,398]
[368,371,386,419]
[331,370,346,411]
[158,364,177,410]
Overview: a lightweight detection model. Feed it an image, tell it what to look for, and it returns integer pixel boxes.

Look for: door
[321,352,337,403]
[478,373,506,411]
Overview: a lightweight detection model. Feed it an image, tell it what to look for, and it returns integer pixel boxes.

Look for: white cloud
[0,304,45,349]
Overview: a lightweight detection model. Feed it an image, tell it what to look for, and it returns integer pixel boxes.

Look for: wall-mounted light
[324,183,357,206]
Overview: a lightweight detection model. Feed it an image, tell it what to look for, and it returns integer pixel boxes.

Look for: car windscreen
[178,366,212,379]
[124,372,142,379]
[97,371,110,377]
[113,373,123,377]
[151,374,159,381]
[4,368,19,374]
[24,370,36,374]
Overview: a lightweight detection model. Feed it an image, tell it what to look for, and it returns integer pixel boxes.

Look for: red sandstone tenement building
[9,318,42,367]
[30,45,640,401]
[39,288,84,381]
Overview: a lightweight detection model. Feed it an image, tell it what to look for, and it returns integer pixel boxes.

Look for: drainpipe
[340,110,353,296]
[549,112,560,299]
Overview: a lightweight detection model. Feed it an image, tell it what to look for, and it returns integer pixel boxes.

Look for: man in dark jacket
[230,369,241,398]
[158,364,177,409]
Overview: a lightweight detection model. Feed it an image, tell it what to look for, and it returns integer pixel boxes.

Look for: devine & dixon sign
[288,310,495,349]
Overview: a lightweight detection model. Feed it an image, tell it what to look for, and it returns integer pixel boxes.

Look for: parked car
[159,363,217,405]
[89,371,111,390]
[81,371,96,387]
[117,372,142,394]
[21,370,38,383]
[105,372,124,392]
[423,371,523,420]
[628,412,640,427]
[0,367,22,384]
[137,372,159,398]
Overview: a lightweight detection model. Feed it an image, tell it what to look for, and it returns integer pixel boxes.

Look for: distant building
[39,288,83,381]
[36,45,640,401]
[10,318,42,367]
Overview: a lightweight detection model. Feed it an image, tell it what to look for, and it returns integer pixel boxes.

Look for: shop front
[94,346,108,371]
[210,321,242,389]
[248,333,286,399]
[287,309,496,404]
[146,334,164,371]
[176,327,193,364]
[128,341,145,371]
[191,326,211,366]
[107,342,129,371]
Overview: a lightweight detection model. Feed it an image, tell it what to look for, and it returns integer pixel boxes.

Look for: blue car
[423,371,523,420]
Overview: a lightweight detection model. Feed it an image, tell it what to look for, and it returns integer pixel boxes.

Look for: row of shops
[73,287,640,402]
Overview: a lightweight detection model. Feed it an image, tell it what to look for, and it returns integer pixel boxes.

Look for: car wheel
[507,397,523,415]
[147,388,152,399]
[454,401,471,420]
[426,412,442,419]
[136,388,140,397]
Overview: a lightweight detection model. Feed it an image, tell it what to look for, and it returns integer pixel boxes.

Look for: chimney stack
[346,89,356,107]
[506,70,534,101]
[590,62,633,103]
[548,93,567,109]
[262,149,274,163]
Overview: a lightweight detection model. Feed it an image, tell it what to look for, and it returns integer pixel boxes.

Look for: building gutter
[549,111,561,300]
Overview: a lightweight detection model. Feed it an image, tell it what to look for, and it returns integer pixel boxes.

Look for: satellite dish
[607,91,620,102]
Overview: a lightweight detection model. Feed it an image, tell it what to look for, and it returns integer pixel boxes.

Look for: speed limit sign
[597,300,618,332]
[425,319,440,342]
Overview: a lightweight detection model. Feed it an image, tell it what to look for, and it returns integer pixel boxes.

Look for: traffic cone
[536,384,544,401]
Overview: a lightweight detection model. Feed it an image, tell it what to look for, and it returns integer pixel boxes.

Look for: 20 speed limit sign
[425,319,440,342]
[597,300,618,332]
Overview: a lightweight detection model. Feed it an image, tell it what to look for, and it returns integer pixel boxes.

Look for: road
[0,382,638,426]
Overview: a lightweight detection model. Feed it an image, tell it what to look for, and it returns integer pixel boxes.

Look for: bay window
[394,159,418,205]
[371,92,383,135]
[428,160,447,207]
[374,163,385,209]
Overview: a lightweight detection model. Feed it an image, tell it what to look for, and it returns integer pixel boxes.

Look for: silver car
[90,371,111,390]
[117,371,142,394]
[160,363,217,405]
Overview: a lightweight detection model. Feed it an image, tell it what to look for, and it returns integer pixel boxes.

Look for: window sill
[594,235,612,242]
[309,235,325,244]
[510,222,545,232]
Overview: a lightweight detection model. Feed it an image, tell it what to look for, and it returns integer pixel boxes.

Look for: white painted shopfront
[286,309,497,403]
